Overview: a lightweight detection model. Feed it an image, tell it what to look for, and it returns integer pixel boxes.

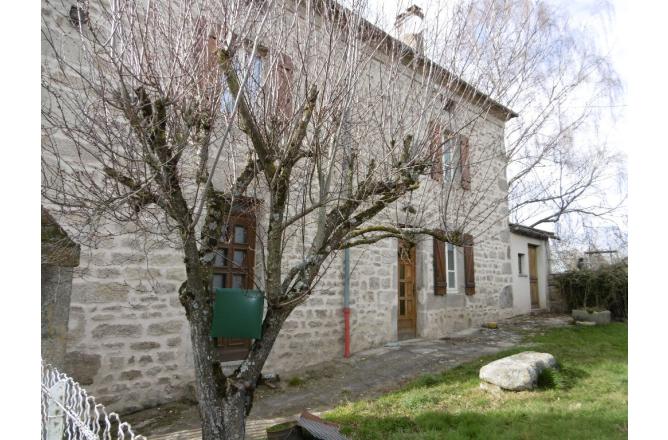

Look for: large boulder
[479,351,557,391]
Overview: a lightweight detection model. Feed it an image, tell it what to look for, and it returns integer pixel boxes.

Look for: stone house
[509,223,556,315]
[43,2,522,413]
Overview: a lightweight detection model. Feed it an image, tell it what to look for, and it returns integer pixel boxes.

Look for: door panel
[398,240,417,340]
[528,245,539,308]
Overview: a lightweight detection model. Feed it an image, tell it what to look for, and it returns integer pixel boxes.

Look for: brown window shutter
[460,136,471,190]
[429,122,443,182]
[433,237,447,295]
[276,53,294,118]
[463,233,475,295]
[194,18,225,92]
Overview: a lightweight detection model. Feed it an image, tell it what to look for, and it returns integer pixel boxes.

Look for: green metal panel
[211,288,264,339]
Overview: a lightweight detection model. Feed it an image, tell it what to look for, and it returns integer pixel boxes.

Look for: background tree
[41,0,621,437]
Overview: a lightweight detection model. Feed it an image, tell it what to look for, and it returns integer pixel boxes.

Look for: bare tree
[41,0,620,437]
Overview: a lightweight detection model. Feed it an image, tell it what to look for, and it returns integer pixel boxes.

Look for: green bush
[554,262,627,319]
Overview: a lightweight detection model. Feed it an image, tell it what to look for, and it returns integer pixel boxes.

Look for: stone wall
[547,274,569,313]
[64,234,195,412]
[42,208,80,370]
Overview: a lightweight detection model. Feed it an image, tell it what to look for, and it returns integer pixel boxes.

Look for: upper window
[222,49,264,113]
[518,253,526,275]
[443,136,457,182]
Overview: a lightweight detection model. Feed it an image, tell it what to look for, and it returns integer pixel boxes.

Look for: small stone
[92,324,142,339]
[109,356,125,369]
[83,282,129,303]
[146,366,163,376]
[130,341,161,350]
[166,337,182,347]
[64,352,101,385]
[157,352,176,362]
[147,320,183,336]
[120,370,142,380]
[91,314,115,321]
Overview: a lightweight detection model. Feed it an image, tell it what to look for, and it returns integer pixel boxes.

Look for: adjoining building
[509,223,557,315]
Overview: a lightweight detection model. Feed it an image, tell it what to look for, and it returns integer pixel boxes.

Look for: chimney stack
[395,5,425,55]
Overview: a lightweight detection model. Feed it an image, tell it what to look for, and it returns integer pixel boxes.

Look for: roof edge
[509,223,558,241]
[316,0,519,121]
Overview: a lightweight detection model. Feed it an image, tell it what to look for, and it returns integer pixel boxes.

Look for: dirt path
[125,313,572,439]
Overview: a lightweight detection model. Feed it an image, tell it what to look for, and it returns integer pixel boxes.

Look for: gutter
[343,248,351,358]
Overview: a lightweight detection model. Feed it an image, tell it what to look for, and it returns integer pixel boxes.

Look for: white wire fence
[41,362,146,440]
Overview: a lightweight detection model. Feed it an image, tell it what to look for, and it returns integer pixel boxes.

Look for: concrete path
[127,313,572,439]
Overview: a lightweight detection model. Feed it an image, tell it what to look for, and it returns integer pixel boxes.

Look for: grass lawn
[326,323,628,439]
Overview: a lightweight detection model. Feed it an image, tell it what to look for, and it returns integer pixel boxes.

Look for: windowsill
[518,274,528,278]
[447,289,460,294]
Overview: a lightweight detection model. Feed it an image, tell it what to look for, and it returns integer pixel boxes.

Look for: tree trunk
[187,305,228,439]
[181,234,230,438]
[180,230,298,439]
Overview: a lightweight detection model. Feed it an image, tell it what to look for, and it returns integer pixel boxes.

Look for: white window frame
[445,243,458,292]
[222,49,264,113]
[443,136,457,182]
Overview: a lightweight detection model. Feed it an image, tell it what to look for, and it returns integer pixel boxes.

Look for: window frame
[443,136,457,182]
[518,253,527,276]
[445,242,459,293]
[221,45,267,113]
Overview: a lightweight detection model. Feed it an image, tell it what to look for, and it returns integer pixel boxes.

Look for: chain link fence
[41,362,146,440]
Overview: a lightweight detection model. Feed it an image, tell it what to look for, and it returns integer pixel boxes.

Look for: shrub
[554,262,627,319]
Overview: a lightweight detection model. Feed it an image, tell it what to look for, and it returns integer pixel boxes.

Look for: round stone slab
[479,351,557,391]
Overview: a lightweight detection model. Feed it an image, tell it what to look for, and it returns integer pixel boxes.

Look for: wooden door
[397,240,417,340]
[528,245,539,308]
[211,215,256,361]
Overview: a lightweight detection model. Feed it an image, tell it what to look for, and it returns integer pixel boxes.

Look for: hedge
[553,262,628,320]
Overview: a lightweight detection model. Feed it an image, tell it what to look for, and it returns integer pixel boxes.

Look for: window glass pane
[447,244,455,270]
[212,274,226,289]
[249,55,263,96]
[233,250,246,267]
[232,274,245,288]
[222,53,262,112]
[448,271,455,288]
[443,139,454,179]
[222,83,235,112]
[399,299,405,316]
[214,249,227,267]
[222,56,243,112]
[399,283,405,297]
[399,263,405,279]
[234,225,247,244]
